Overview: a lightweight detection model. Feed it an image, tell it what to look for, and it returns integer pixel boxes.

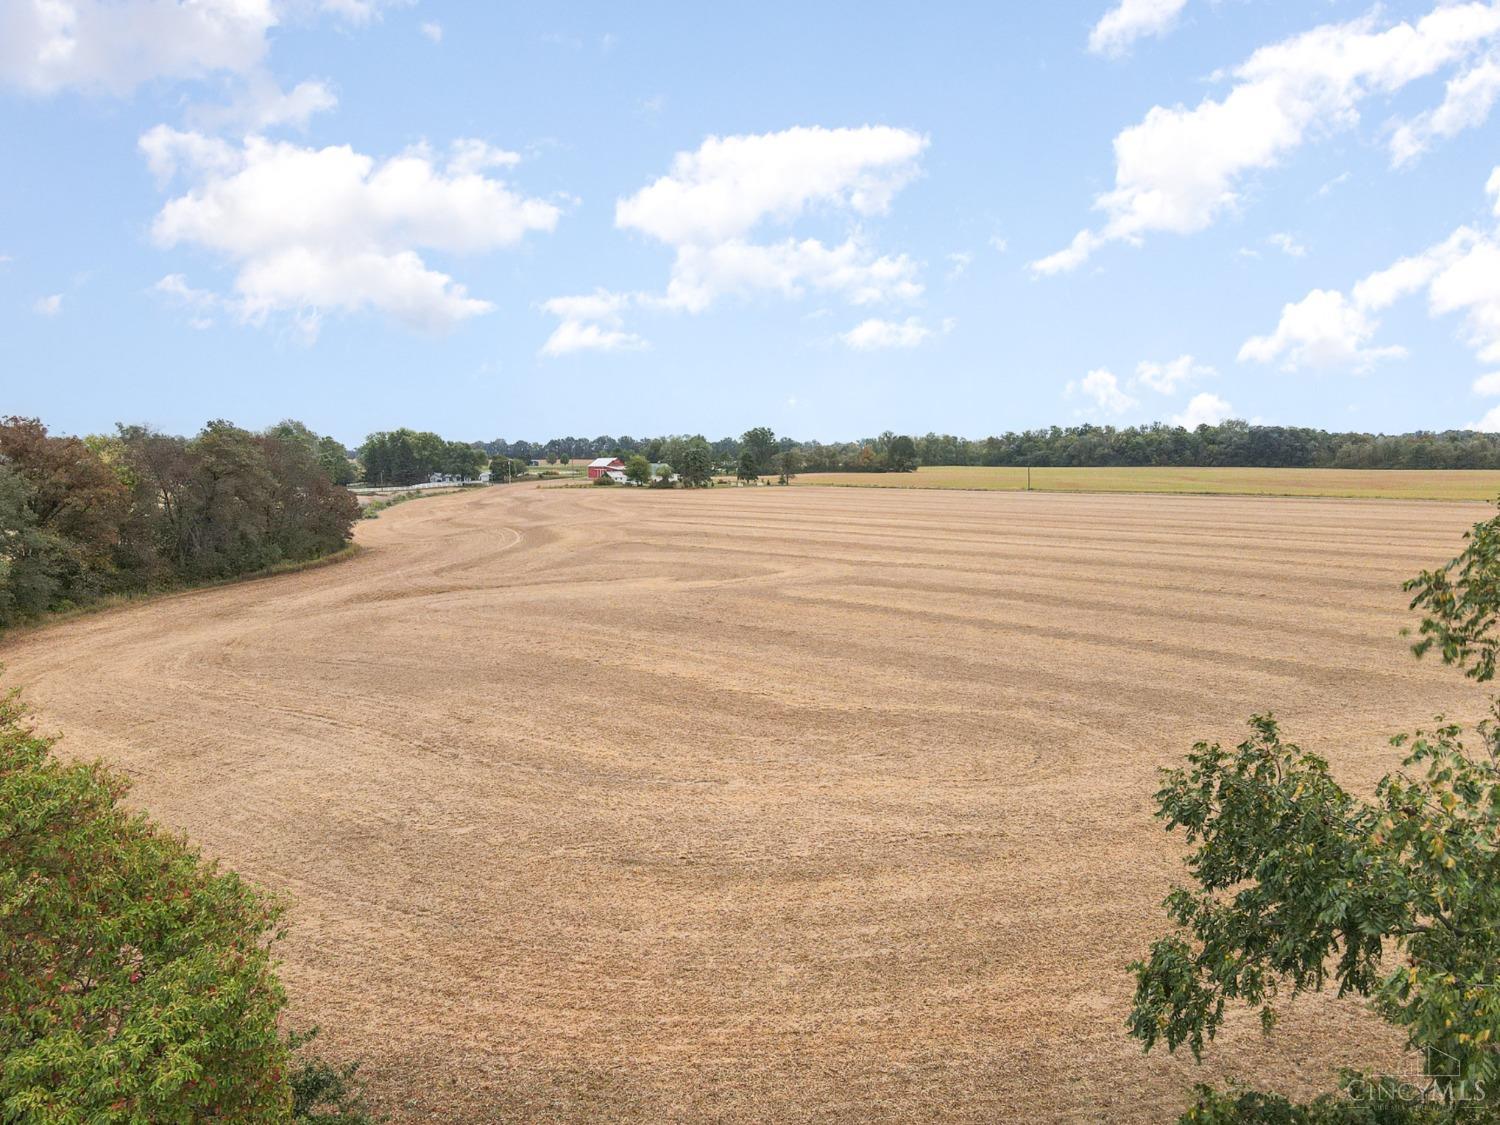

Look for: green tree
[741,427,777,473]
[0,465,67,624]
[624,454,652,486]
[776,449,801,485]
[0,417,131,608]
[0,692,292,1121]
[316,437,356,486]
[442,441,487,481]
[679,440,714,488]
[1128,503,1500,1114]
[887,434,919,472]
[559,453,571,465]
[736,449,760,483]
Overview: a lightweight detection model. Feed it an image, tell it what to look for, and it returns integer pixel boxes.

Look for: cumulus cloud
[840,316,934,350]
[616,125,927,314]
[658,237,921,313]
[420,20,442,43]
[1244,169,1500,374]
[539,291,647,356]
[1067,368,1138,416]
[0,0,394,95]
[143,129,559,337]
[540,319,646,356]
[32,293,62,316]
[1241,174,1500,372]
[616,125,925,245]
[1238,288,1407,371]
[1472,405,1500,431]
[542,125,929,353]
[1473,371,1500,432]
[1172,392,1234,428]
[1088,0,1190,57]
[1035,3,1500,274]
[1134,354,1214,394]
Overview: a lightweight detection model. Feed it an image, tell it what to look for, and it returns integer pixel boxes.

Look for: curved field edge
[0,543,364,643]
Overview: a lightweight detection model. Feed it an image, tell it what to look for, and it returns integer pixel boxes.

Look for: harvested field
[0,485,1489,1122]
[796,464,1500,500]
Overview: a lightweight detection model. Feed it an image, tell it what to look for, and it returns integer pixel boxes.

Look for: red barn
[587,457,625,480]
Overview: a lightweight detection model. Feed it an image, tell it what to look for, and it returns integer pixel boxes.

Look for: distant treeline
[0,417,359,626]
[480,421,1500,471]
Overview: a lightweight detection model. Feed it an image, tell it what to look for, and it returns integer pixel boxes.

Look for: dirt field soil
[1,485,1488,1122]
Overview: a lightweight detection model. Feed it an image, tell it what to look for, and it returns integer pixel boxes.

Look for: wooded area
[0,416,359,626]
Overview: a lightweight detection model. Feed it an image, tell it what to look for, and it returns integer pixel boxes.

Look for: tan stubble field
[0,484,1489,1122]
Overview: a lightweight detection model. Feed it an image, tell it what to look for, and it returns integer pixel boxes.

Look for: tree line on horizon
[0,417,359,627]
[477,421,1500,472]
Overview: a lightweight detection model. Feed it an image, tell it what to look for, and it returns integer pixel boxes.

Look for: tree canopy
[0,692,291,1121]
[0,418,359,626]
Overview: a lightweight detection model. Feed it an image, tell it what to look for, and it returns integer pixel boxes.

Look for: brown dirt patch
[1,485,1485,1122]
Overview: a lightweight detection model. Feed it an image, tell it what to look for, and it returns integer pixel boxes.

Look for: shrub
[1129,503,1500,1115]
[288,1028,379,1124]
[592,473,617,486]
[0,692,292,1122]
[1176,1080,1487,1123]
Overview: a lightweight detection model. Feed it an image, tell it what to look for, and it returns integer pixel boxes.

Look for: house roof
[589,457,622,468]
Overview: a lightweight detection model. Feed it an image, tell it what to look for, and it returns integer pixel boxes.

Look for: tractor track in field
[0,484,1486,1122]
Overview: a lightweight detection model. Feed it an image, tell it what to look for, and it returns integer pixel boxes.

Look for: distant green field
[793,465,1500,501]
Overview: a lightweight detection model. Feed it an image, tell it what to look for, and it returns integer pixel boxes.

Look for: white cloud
[541,291,631,323]
[144,130,559,336]
[616,125,925,245]
[540,319,646,356]
[1472,371,1500,395]
[32,293,62,316]
[420,20,442,43]
[539,290,647,356]
[1172,392,1234,428]
[1389,51,1500,167]
[1134,354,1214,393]
[544,125,928,350]
[1471,404,1500,431]
[840,316,933,350]
[1036,4,1500,274]
[1245,169,1500,373]
[1089,0,1190,57]
[1267,232,1306,258]
[152,271,222,325]
[946,250,973,279]
[0,0,393,95]
[189,75,337,134]
[617,125,926,312]
[1319,174,1351,200]
[1067,368,1138,415]
[1238,288,1406,371]
[656,237,921,313]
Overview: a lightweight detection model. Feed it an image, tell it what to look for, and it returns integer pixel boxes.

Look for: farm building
[587,456,625,480]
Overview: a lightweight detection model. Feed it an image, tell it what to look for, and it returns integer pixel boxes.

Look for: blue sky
[4,0,1500,445]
